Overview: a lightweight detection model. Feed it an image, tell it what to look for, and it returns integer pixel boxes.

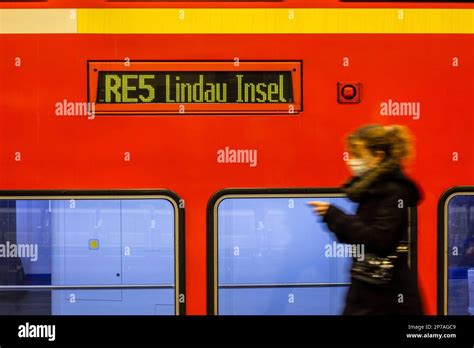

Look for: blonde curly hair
[344,124,415,198]
[347,124,413,165]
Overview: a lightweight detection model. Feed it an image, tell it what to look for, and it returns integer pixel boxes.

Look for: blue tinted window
[0,198,178,315]
[217,196,357,315]
[446,194,474,315]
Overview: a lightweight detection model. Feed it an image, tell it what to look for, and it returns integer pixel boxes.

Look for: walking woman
[309,124,423,315]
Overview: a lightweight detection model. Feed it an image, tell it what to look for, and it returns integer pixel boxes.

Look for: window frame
[207,187,418,315]
[437,186,474,315]
[0,189,185,315]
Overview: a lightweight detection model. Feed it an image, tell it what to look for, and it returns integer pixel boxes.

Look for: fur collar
[343,159,400,202]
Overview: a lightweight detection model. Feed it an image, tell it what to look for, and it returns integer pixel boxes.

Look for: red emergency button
[337,82,361,103]
[342,85,356,99]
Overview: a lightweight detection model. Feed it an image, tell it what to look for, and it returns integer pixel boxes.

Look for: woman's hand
[307,201,330,216]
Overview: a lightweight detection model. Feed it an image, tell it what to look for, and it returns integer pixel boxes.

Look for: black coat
[323,168,423,315]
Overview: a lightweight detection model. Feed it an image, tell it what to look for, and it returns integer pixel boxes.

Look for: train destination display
[97,72,293,104]
[88,61,302,114]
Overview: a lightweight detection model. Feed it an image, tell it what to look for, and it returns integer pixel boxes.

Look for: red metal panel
[0,29,472,316]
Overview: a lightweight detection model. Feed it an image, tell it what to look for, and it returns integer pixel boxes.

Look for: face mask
[347,158,368,177]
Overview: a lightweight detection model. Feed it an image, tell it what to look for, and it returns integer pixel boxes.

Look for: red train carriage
[0,0,473,317]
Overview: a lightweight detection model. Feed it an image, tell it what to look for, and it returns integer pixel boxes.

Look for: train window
[438,187,474,315]
[0,190,185,315]
[207,189,360,315]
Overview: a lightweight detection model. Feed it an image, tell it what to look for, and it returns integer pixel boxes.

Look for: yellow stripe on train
[0,8,473,34]
[77,9,474,34]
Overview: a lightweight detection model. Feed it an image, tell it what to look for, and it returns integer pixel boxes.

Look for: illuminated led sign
[88,61,302,115]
